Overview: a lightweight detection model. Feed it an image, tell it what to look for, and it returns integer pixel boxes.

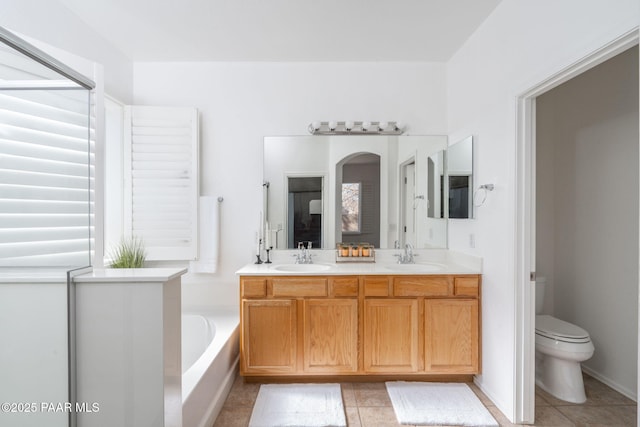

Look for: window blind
[0,88,94,267]
[124,106,198,261]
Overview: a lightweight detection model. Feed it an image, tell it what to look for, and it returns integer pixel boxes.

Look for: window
[341,182,361,233]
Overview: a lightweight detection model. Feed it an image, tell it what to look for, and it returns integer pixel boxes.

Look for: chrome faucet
[293,241,314,264]
[394,243,417,264]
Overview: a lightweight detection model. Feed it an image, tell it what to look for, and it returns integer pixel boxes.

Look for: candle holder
[265,247,273,264]
[255,238,263,264]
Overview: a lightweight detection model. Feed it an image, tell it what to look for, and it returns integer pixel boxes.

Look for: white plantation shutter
[124,106,199,261]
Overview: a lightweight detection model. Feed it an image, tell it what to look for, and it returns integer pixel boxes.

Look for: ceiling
[58,0,502,62]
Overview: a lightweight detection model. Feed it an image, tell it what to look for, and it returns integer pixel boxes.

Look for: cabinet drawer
[241,278,267,298]
[364,277,390,296]
[454,277,479,297]
[330,277,359,297]
[393,276,452,297]
[272,278,328,297]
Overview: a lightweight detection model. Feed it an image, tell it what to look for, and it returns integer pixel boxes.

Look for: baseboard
[581,365,637,402]
[472,376,515,424]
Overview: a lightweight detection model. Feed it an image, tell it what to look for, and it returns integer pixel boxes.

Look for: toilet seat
[535,315,591,343]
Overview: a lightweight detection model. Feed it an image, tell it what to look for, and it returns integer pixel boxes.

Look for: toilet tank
[535,277,546,314]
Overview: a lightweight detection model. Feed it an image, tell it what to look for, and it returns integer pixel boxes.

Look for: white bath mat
[248,383,346,427]
[385,382,498,426]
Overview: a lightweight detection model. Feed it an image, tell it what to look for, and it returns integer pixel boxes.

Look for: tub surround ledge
[74,267,187,283]
[74,267,186,427]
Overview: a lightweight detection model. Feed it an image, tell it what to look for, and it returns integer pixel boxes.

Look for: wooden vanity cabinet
[240,273,481,378]
[362,275,480,375]
[240,276,358,376]
[242,298,297,373]
[364,298,420,373]
[303,298,358,373]
[424,298,479,373]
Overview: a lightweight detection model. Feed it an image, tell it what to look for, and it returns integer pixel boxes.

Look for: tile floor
[213,373,636,426]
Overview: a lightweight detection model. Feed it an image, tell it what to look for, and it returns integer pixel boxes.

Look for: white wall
[0,0,133,103]
[446,0,639,420]
[133,61,447,309]
[536,46,639,398]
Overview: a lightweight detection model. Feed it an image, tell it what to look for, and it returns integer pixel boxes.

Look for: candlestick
[265,221,270,248]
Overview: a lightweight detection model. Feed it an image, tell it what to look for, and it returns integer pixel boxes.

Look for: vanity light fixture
[307,121,405,135]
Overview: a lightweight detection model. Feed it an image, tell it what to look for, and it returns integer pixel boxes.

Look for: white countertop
[236,249,481,276]
[74,268,188,283]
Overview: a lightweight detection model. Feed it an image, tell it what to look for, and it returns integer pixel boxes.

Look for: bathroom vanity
[237,255,481,380]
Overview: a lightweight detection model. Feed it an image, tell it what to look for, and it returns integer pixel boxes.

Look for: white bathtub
[182,307,240,427]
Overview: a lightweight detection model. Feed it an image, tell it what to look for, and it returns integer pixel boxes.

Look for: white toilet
[535,278,594,403]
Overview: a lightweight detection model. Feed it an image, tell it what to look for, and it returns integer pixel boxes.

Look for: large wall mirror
[264,135,454,250]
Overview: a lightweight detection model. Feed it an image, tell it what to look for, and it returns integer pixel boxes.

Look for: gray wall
[536,46,639,398]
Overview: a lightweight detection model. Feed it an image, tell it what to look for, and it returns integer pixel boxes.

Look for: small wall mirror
[447,135,474,219]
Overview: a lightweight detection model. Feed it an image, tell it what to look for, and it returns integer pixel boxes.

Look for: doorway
[400,159,416,247]
[515,32,639,423]
[287,176,323,249]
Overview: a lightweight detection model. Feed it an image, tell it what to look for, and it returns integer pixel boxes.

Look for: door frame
[399,158,416,247]
[514,29,639,423]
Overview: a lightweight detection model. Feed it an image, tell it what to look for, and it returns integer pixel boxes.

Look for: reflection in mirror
[337,153,380,248]
[264,135,448,249]
[399,158,416,247]
[398,136,448,249]
[427,150,446,219]
[447,136,474,219]
[287,177,322,248]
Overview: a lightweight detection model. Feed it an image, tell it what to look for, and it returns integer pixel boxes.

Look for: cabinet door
[303,299,358,373]
[241,299,297,374]
[424,299,479,374]
[364,299,419,373]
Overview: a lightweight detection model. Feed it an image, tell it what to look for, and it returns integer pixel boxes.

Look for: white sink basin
[272,264,333,273]
[382,263,446,273]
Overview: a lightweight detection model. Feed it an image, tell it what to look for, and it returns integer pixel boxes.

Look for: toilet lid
[535,315,590,342]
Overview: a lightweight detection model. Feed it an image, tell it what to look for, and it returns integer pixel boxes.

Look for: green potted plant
[108,236,146,268]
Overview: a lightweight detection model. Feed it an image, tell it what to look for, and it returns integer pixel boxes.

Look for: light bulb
[328,121,338,130]
[312,121,322,130]
[378,121,388,131]
[362,121,371,131]
[395,121,404,131]
[345,121,355,131]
